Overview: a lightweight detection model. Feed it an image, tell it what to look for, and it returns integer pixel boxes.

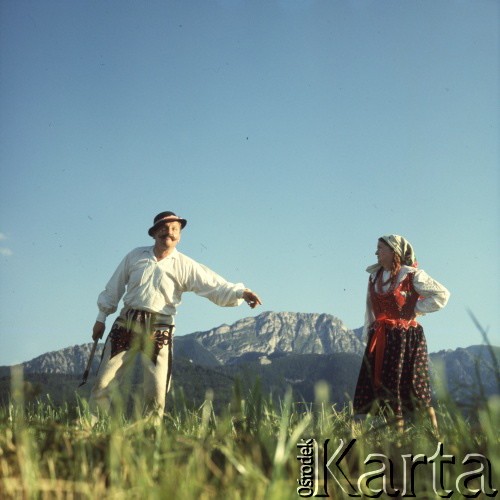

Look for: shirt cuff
[96,311,108,323]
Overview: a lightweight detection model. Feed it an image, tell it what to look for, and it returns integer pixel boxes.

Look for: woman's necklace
[377,269,396,293]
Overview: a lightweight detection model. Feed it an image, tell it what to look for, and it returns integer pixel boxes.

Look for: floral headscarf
[366,234,417,273]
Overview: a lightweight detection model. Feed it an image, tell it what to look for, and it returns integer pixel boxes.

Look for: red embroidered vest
[368,269,420,388]
[369,269,419,322]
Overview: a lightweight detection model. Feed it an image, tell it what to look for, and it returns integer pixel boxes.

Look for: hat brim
[148,217,187,236]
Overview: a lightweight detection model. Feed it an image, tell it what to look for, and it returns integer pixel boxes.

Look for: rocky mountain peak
[188,311,364,364]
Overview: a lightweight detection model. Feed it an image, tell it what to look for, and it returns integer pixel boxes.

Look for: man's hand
[242,289,262,309]
[92,321,105,341]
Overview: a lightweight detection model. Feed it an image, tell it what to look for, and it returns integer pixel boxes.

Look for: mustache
[158,234,177,241]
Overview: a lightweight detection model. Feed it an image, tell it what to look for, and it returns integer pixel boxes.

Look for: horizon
[2,309,498,367]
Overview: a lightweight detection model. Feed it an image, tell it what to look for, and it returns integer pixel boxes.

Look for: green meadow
[1,318,499,499]
[1,372,498,499]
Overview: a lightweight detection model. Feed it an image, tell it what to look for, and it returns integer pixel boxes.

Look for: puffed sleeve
[413,269,450,315]
[96,253,130,322]
[362,280,375,339]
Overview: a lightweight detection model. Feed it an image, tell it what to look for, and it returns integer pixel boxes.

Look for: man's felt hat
[148,211,187,236]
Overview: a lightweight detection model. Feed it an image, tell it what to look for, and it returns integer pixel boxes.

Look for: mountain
[0,312,363,376]
[1,311,498,412]
[180,311,365,365]
[429,345,500,403]
[0,343,105,378]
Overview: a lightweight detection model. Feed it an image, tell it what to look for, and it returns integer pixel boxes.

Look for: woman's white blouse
[363,266,450,336]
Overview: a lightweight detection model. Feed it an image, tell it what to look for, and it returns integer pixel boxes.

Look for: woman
[353,235,450,432]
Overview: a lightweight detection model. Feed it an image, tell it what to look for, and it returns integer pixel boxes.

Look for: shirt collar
[147,246,179,260]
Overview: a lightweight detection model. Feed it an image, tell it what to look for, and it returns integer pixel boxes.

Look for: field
[0,369,499,500]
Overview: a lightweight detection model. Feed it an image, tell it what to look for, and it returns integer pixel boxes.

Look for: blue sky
[0,0,498,366]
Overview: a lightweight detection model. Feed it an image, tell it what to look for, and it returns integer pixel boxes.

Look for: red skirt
[353,324,432,417]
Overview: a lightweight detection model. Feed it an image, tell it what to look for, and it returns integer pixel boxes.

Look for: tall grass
[1,333,499,498]
[1,383,498,498]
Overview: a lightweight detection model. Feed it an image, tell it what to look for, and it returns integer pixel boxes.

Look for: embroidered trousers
[89,309,174,422]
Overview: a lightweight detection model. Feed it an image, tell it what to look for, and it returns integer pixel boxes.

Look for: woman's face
[376,240,394,270]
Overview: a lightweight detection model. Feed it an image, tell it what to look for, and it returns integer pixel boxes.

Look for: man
[89,211,261,422]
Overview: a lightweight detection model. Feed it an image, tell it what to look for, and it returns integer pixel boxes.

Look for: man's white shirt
[97,247,245,324]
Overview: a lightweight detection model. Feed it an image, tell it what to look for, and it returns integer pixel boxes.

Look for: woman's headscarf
[366,234,417,273]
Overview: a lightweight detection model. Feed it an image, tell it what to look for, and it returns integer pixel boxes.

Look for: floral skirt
[353,324,432,417]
